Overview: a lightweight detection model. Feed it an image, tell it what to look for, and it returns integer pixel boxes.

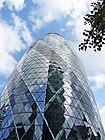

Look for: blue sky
[0,0,105,130]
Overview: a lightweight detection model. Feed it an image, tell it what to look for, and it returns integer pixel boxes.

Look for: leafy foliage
[79,0,105,51]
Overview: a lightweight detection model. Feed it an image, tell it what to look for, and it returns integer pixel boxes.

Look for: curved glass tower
[0,33,104,140]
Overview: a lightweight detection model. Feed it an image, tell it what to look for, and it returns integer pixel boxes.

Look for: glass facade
[0,33,104,140]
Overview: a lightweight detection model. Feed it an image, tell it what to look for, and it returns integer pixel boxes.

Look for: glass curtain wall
[0,33,104,140]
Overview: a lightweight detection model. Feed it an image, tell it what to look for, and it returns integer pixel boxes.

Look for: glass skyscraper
[0,33,104,140]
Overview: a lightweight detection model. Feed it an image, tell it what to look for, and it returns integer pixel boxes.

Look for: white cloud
[0,0,25,11]
[32,0,72,20]
[76,46,105,74]
[88,73,105,90]
[0,49,17,76]
[66,21,74,27]
[12,13,33,46]
[99,105,105,131]
[0,14,33,76]
[29,0,96,31]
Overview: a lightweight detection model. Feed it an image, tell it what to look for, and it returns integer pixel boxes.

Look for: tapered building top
[0,33,104,140]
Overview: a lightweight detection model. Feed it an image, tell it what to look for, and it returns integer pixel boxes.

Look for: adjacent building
[0,33,104,140]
